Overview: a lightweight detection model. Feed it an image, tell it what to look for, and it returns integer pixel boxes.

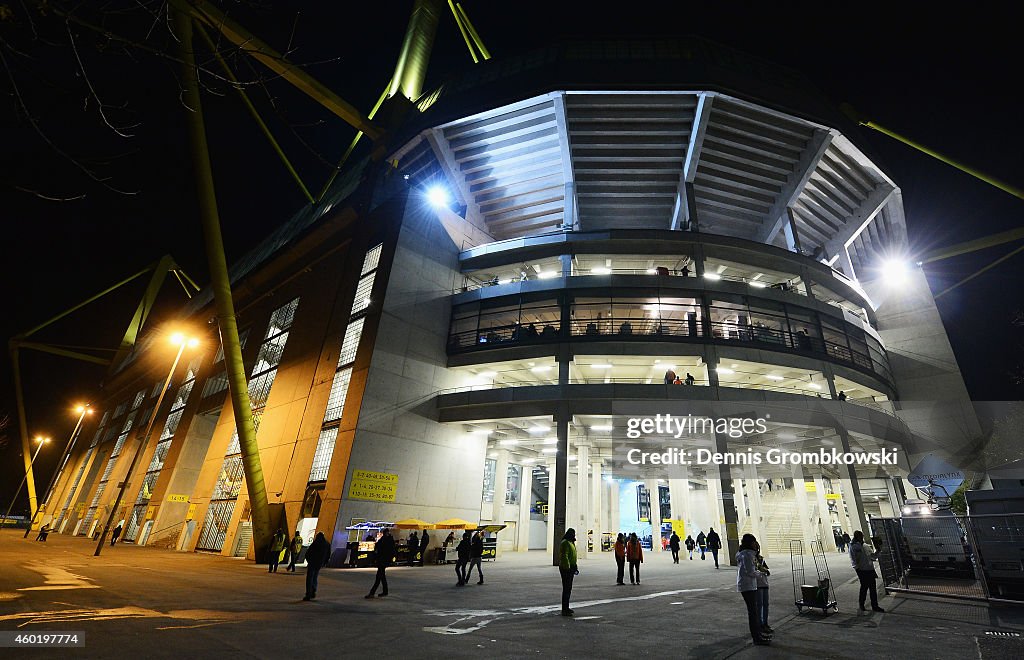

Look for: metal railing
[448,317,890,383]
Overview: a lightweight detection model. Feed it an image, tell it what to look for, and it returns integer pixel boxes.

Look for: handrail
[448,317,891,383]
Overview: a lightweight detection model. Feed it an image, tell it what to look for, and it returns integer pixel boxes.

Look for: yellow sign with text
[348,470,399,502]
[145,507,155,520]
[186,504,197,520]
[804,482,816,492]
[825,493,842,500]
[167,494,189,503]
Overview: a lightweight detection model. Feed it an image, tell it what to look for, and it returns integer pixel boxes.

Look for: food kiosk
[475,524,506,560]
[343,521,394,568]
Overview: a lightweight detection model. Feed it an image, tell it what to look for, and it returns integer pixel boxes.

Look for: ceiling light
[716,368,734,375]
[477,371,497,378]
[531,366,552,373]
[497,278,512,285]
[777,432,797,440]
[766,375,784,381]
[703,272,722,281]
[749,281,767,288]
[468,429,491,435]
[528,426,551,434]
[808,382,823,390]
[538,270,559,279]
[646,268,658,274]
[521,458,535,464]
[590,363,613,369]
[499,439,519,446]
[590,267,612,275]
[542,448,558,454]
[590,425,613,432]
[544,437,558,444]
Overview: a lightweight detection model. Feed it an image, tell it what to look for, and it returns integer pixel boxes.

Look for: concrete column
[576,443,590,559]
[546,459,558,556]
[733,478,746,530]
[591,459,603,549]
[744,475,763,541]
[669,476,691,534]
[609,479,620,536]
[516,463,533,552]
[886,476,902,516]
[714,433,740,565]
[836,427,870,536]
[813,475,836,551]
[492,449,509,525]
[705,473,721,532]
[792,463,815,550]
[645,479,662,552]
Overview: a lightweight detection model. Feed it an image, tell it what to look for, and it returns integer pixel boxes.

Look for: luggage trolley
[790,539,838,615]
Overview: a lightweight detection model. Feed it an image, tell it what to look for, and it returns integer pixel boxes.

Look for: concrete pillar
[669,476,691,534]
[609,479,620,536]
[492,449,509,526]
[576,443,590,559]
[813,475,836,551]
[591,459,602,549]
[546,459,558,556]
[886,476,902,516]
[792,463,815,550]
[733,478,746,530]
[516,463,533,552]
[645,479,662,552]
[836,427,870,536]
[745,476,763,541]
[705,473,721,531]
[714,433,740,565]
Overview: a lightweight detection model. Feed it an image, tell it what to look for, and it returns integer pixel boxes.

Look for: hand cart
[790,539,838,615]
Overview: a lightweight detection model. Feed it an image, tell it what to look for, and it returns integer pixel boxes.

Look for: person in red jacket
[626,532,644,584]
[613,533,627,585]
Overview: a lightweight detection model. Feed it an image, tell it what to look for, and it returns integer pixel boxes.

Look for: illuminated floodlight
[646,268,658,274]
[426,185,451,208]
[881,259,911,286]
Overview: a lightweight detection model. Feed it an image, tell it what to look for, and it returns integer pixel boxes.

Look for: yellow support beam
[178,0,383,140]
[456,3,491,60]
[919,227,1024,264]
[449,0,479,63]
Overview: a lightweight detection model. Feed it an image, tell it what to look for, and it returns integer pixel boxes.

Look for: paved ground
[1,530,1022,659]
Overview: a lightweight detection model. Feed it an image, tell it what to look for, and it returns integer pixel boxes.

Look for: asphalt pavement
[1,530,1022,659]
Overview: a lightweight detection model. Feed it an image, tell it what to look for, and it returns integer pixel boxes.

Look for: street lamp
[24,404,93,538]
[3,436,50,528]
[94,331,199,556]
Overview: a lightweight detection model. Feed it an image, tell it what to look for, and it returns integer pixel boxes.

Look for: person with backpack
[626,532,644,584]
[268,528,286,573]
[685,534,696,560]
[455,530,471,586]
[613,533,626,585]
[706,527,722,568]
[696,530,707,560]
[287,531,304,572]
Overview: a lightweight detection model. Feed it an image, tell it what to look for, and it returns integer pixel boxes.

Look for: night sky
[1,2,1021,506]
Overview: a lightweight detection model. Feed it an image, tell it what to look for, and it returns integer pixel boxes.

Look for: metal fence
[870,514,1024,603]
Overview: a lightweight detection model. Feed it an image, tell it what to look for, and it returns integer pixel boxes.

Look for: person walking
[559,528,579,616]
[268,528,286,573]
[110,523,123,546]
[754,540,773,635]
[366,528,395,598]
[685,534,696,560]
[841,531,851,553]
[408,531,419,567]
[302,532,331,601]
[613,533,626,585]
[455,530,471,586]
[626,532,644,584]
[287,531,303,572]
[696,530,707,560]
[849,530,885,612]
[669,530,681,564]
[36,524,50,541]
[419,529,430,566]
[468,530,485,584]
[706,527,722,568]
[737,533,770,646]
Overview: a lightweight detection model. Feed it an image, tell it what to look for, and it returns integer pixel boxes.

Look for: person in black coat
[302,532,331,601]
[408,531,419,567]
[706,527,722,568]
[669,531,681,564]
[455,530,472,586]
[366,528,395,598]
[111,523,123,546]
[419,529,430,566]
[468,531,485,585]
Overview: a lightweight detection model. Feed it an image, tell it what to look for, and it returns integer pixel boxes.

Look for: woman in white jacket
[736,533,770,646]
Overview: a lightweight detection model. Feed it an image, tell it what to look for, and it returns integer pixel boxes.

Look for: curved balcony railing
[447,317,891,384]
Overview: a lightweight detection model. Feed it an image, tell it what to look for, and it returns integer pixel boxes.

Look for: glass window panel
[309,427,339,482]
[350,274,375,315]
[505,465,521,505]
[482,459,496,503]
[323,368,353,423]
[362,243,383,275]
[338,319,364,367]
